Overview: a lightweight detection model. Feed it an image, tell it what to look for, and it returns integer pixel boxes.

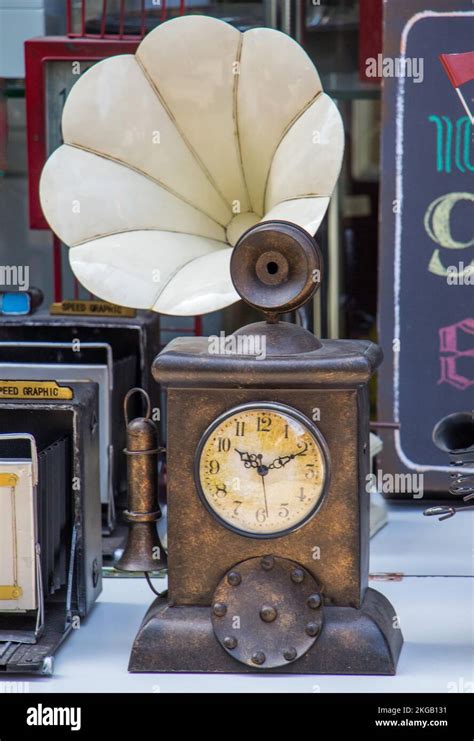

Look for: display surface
[196,402,328,537]
[39,14,344,315]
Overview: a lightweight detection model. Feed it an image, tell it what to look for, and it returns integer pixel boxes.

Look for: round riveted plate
[211,556,323,669]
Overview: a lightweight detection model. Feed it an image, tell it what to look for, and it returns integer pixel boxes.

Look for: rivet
[291,567,305,584]
[307,593,322,609]
[223,636,237,650]
[283,647,297,662]
[306,622,320,637]
[251,651,266,666]
[261,555,274,571]
[213,602,227,617]
[259,605,278,623]
[227,571,241,586]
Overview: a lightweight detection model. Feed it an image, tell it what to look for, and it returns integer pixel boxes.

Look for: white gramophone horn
[39,15,344,316]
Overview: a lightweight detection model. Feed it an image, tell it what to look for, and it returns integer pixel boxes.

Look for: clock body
[130,211,401,675]
[153,335,382,610]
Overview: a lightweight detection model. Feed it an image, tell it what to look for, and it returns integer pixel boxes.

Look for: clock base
[128,587,403,674]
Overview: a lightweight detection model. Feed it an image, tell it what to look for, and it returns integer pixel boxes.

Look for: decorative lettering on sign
[424,192,474,277]
[428,115,473,173]
[438,318,474,390]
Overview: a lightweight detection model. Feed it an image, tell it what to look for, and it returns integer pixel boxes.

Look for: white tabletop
[370,503,473,576]
[8,504,474,694]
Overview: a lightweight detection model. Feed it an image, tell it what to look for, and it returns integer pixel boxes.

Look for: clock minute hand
[234,449,269,517]
[268,442,309,470]
[259,471,269,517]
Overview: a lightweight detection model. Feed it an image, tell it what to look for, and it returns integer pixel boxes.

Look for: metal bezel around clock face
[194,401,330,539]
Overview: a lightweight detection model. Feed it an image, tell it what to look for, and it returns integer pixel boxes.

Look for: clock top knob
[230,221,323,321]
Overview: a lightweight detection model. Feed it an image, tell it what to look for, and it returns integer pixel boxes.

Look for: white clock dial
[196,404,328,537]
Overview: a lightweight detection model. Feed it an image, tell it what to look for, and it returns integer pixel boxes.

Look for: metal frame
[25,37,140,232]
[66,0,187,38]
[24,37,139,302]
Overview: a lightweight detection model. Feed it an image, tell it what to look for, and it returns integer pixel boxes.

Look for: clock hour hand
[234,449,261,469]
[268,441,309,469]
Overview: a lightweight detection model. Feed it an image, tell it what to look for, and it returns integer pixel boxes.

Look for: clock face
[195,403,328,537]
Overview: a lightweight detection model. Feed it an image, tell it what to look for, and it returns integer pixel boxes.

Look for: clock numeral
[208,459,220,475]
[305,464,316,480]
[284,423,289,439]
[233,501,242,516]
[235,421,245,437]
[216,483,227,498]
[297,441,308,456]
[298,487,307,502]
[217,437,231,453]
[256,508,267,523]
[278,504,289,519]
[257,415,272,432]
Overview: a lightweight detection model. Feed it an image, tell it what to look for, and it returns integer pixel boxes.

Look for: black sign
[378,0,474,497]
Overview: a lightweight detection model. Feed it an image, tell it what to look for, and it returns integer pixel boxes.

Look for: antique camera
[0,381,102,674]
[0,342,114,528]
[0,306,161,532]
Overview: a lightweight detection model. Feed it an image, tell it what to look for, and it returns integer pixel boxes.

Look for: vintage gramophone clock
[36,14,403,674]
[129,221,403,674]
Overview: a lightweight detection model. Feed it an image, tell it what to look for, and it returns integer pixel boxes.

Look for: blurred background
[0,0,381,343]
[2,0,472,501]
